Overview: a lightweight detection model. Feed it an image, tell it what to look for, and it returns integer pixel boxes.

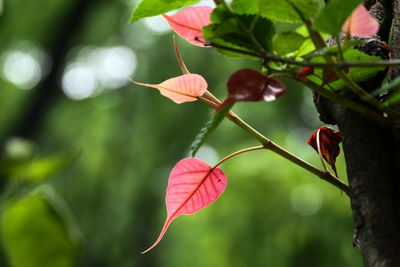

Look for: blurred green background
[0,0,362,266]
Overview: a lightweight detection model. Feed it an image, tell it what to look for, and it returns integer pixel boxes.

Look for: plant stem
[302,23,400,119]
[212,146,265,169]
[300,78,391,125]
[200,91,349,194]
[207,42,400,68]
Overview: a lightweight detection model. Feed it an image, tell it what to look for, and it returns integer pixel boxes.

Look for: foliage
[130,0,400,253]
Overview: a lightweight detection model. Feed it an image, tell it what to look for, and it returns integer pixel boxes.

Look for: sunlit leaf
[219,69,286,108]
[273,32,306,56]
[342,4,379,37]
[190,104,233,157]
[131,74,207,103]
[163,6,213,46]
[231,0,320,23]
[130,0,200,23]
[142,158,227,253]
[307,126,342,176]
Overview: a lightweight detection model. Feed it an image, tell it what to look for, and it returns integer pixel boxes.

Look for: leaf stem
[212,146,265,169]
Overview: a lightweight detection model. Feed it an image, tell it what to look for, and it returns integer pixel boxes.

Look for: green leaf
[203,5,275,57]
[273,32,306,56]
[2,193,80,267]
[130,0,200,23]
[302,46,340,59]
[0,154,73,183]
[232,0,321,22]
[385,91,400,106]
[309,48,385,90]
[190,104,233,157]
[371,76,400,96]
[314,0,363,34]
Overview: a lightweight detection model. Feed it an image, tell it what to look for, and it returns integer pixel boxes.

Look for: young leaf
[219,69,286,109]
[130,0,200,23]
[342,4,379,37]
[314,0,363,35]
[190,104,233,157]
[131,74,207,103]
[142,158,227,253]
[307,126,342,176]
[163,6,213,46]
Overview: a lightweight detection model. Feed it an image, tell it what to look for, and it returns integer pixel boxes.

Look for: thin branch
[199,91,349,194]
[206,41,400,68]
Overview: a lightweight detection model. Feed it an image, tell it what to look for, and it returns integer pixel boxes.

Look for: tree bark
[315,1,400,266]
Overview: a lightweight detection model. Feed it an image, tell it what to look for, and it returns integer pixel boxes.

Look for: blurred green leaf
[231,0,320,22]
[314,0,363,34]
[1,154,73,183]
[130,0,200,23]
[273,32,306,56]
[190,104,233,157]
[384,91,400,106]
[1,192,80,267]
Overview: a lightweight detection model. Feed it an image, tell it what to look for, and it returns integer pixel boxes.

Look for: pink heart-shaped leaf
[342,4,379,37]
[142,158,227,253]
[218,69,286,109]
[163,6,213,46]
[131,74,207,103]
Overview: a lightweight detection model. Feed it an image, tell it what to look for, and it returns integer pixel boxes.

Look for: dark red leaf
[322,67,349,85]
[218,69,286,109]
[307,126,342,175]
[296,67,314,80]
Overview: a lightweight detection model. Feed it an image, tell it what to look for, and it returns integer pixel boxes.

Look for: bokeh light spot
[62,65,97,100]
[0,42,50,90]
[291,184,322,216]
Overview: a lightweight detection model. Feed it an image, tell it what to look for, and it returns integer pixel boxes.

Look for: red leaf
[307,126,342,175]
[296,67,314,80]
[142,158,227,253]
[131,74,207,103]
[219,69,286,109]
[342,4,379,38]
[322,67,349,86]
[163,6,213,47]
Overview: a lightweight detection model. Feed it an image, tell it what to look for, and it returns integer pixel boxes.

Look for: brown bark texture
[315,1,400,266]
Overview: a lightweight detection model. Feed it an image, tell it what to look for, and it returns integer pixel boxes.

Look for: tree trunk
[315,1,400,266]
